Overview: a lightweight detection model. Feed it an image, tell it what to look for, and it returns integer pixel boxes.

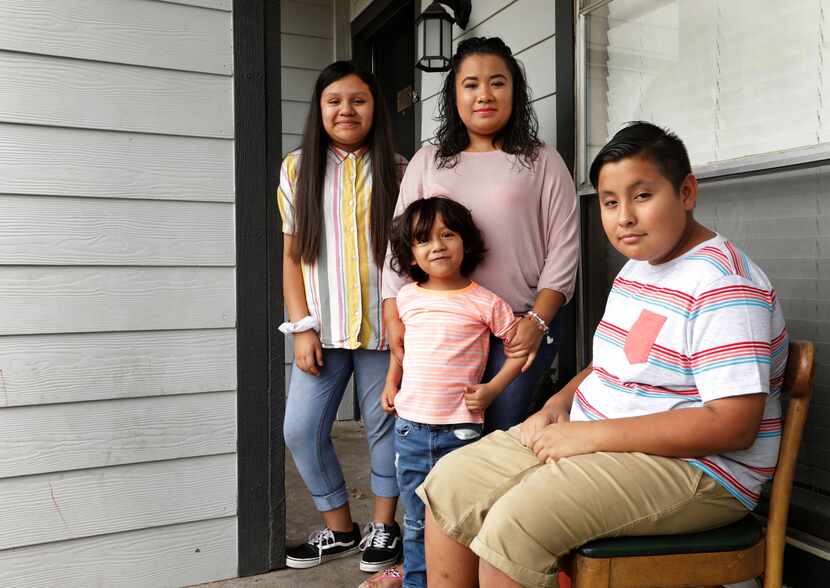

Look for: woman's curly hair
[434,36,542,169]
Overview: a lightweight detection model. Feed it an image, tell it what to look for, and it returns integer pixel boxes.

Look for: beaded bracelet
[525,310,549,334]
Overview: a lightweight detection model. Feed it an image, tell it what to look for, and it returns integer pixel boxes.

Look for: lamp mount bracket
[434,0,471,29]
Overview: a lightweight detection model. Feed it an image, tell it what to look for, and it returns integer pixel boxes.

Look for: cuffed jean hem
[371,470,400,498]
[311,486,350,512]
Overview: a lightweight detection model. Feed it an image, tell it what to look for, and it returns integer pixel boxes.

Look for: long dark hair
[292,61,399,264]
[435,36,542,169]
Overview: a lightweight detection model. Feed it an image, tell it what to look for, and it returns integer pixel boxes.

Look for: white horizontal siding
[0,329,236,407]
[281,33,332,70]
[0,453,236,550]
[0,124,234,202]
[0,267,235,335]
[0,517,237,588]
[522,35,557,101]
[0,0,239,583]
[282,132,303,155]
[455,0,554,47]
[0,392,236,478]
[0,196,234,266]
[282,66,320,101]
[420,95,440,146]
[0,51,233,137]
[282,0,332,37]
[282,101,311,135]
[534,93,557,147]
[0,0,232,74]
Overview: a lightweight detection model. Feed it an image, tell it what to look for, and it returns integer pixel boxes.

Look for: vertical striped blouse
[277,146,407,351]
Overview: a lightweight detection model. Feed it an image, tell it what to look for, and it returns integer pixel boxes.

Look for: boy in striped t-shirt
[381,197,529,588]
[417,122,787,588]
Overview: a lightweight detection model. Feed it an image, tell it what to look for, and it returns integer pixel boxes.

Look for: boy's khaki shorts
[416,427,747,588]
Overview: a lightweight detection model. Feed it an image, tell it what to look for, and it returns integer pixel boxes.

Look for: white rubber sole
[285,545,360,569]
[359,555,401,573]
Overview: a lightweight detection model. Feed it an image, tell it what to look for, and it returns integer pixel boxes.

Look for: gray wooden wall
[281,0,335,155]
[417,0,558,147]
[0,0,238,585]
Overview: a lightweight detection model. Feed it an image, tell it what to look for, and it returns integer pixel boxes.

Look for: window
[577,0,830,189]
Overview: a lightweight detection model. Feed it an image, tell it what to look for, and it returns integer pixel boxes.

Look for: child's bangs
[410,204,438,244]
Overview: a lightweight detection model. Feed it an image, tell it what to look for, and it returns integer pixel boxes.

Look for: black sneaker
[359,521,402,572]
[285,523,361,569]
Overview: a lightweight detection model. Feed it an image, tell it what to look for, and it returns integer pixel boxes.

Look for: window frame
[574,0,830,195]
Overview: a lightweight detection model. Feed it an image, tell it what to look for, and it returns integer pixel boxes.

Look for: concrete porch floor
[196,420,398,588]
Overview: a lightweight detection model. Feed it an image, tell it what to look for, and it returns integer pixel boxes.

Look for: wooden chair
[567,340,815,588]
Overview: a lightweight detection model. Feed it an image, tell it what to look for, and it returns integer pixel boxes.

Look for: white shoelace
[307,528,336,555]
[359,522,391,550]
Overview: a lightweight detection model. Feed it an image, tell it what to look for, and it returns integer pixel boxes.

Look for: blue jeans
[482,323,559,432]
[284,348,398,512]
[394,417,483,588]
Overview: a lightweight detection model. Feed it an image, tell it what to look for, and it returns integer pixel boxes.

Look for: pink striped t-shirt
[395,281,517,425]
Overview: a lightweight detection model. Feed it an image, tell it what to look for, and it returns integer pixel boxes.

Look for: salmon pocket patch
[624,309,667,364]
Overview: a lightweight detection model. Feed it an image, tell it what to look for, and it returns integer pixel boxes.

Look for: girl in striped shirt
[277,61,406,573]
[380,197,529,588]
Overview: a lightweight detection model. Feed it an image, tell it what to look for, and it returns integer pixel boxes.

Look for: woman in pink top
[382,37,580,432]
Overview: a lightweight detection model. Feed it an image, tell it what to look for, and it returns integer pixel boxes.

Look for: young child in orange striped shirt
[381,196,529,588]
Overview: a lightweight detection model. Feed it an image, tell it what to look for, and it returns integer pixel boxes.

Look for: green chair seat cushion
[577,515,762,558]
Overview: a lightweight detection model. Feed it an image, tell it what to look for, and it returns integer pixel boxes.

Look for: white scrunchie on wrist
[278,315,320,335]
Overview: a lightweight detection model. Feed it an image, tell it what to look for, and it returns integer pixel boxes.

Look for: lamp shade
[415,1,454,72]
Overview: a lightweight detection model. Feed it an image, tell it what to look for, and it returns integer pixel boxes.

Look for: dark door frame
[352,0,422,147]
[554,0,580,384]
[233,0,285,576]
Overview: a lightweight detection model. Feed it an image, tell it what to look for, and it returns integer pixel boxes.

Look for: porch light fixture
[415,0,471,72]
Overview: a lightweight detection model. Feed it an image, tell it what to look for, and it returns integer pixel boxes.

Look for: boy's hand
[464,382,501,413]
[294,330,324,376]
[381,382,398,414]
[504,318,544,372]
[519,396,570,447]
[531,421,596,463]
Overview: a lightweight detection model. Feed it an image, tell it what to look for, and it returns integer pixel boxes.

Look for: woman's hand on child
[294,330,324,376]
[381,383,398,414]
[383,316,405,363]
[504,318,545,372]
[464,383,500,413]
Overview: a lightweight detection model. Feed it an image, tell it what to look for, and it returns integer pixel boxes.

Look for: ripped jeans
[394,417,483,588]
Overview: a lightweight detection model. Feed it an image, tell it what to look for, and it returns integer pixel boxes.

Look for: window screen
[583,0,830,182]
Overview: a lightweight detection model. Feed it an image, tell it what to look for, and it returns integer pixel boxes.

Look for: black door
[353,1,417,159]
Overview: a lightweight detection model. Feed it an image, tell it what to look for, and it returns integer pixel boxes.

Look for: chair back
[764,340,814,588]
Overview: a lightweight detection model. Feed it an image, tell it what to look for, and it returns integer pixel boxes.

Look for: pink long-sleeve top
[382,144,580,312]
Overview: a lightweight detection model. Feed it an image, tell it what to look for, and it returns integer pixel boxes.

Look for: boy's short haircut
[589,121,692,192]
[390,197,486,283]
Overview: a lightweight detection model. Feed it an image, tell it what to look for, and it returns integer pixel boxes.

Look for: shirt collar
[328,144,369,164]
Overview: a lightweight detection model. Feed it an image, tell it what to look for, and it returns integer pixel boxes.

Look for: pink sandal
[358,564,403,588]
